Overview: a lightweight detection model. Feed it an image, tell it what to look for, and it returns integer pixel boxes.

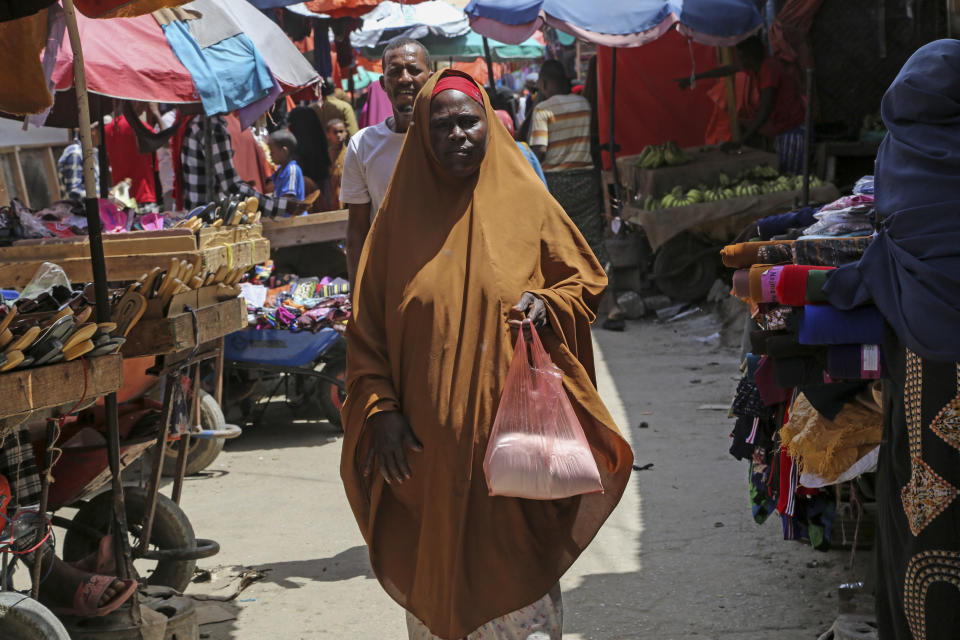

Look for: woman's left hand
[510,292,547,334]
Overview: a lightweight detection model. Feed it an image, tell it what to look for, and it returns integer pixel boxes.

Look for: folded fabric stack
[721,177,884,549]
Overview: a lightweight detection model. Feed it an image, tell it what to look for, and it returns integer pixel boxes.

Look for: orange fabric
[75,0,190,19]
[704,72,757,145]
[721,240,794,268]
[0,10,52,115]
[341,70,632,639]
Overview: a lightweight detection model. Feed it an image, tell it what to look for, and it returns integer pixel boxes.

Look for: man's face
[327,123,347,147]
[380,44,431,133]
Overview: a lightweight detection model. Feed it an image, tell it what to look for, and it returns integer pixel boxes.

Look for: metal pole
[801,67,814,206]
[482,36,496,92]
[172,364,200,505]
[609,47,622,217]
[61,0,139,607]
[97,109,111,200]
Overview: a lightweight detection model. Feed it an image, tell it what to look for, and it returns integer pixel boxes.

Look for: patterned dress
[405,585,562,640]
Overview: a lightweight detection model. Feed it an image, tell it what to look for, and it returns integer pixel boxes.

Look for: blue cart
[223,326,346,429]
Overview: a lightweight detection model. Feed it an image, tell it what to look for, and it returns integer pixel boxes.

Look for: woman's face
[429,90,488,178]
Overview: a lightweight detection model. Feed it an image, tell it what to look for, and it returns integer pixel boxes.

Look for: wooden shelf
[0,228,270,287]
[261,210,348,249]
[122,297,246,358]
[0,354,122,418]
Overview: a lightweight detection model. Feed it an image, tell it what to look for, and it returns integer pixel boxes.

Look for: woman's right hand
[363,411,423,484]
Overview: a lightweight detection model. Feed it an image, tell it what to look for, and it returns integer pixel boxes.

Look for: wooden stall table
[622,183,840,301]
[260,209,348,249]
[0,227,269,288]
[616,145,780,203]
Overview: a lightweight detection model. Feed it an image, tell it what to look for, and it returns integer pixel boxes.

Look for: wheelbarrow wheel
[161,390,226,477]
[317,358,346,431]
[62,487,197,592]
[0,593,70,640]
[652,233,718,302]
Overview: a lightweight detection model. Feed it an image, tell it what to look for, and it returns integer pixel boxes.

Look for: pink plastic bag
[483,321,603,500]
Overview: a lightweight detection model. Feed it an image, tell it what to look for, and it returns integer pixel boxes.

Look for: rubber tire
[652,233,718,302]
[62,487,197,592]
[161,390,226,477]
[317,358,346,431]
[0,593,70,640]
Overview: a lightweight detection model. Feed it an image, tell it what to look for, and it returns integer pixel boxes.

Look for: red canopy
[597,29,718,170]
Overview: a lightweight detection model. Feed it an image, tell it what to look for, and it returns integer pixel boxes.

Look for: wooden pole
[61,0,140,622]
[801,67,814,206]
[719,47,741,143]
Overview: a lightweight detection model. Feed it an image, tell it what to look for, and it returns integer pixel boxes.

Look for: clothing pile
[243,273,350,334]
[723,179,883,550]
[0,198,170,244]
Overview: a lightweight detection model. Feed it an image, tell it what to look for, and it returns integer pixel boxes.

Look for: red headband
[432,75,484,105]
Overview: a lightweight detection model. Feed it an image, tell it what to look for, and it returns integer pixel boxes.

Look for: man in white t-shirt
[340,38,433,288]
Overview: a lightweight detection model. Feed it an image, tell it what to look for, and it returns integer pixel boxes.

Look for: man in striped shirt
[530,61,624,330]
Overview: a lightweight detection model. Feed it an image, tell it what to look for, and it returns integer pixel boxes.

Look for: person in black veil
[823,40,960,640]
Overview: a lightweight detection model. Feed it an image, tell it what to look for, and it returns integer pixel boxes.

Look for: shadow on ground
[559,314,867,639]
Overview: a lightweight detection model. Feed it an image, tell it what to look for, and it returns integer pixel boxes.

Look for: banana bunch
[760,176,794,194]
[717,172,732,187]
[753,164,779,180]
[635,141,694,169]
[642,195,661,210]
[703,188,725,202]
[733,182,763,197]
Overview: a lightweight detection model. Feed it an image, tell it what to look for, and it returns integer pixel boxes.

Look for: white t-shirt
[339,120,405,222]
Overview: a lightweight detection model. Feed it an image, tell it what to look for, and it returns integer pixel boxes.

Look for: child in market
[267,130,306,208]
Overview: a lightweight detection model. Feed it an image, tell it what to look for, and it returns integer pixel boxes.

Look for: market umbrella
[357,28,542,61]
[349,0,469,48]
[465,0,762,216]
[464,0,762,46]
[40,0,318,122]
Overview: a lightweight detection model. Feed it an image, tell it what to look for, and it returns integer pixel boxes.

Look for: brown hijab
[341,69,633,639]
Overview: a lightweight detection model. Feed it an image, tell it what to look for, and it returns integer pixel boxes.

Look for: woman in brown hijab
[341,69,633,640]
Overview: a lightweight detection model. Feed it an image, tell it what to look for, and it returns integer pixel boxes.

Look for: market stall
[0,0,301,635]
[613,142,838,300]
[717,175,880,630]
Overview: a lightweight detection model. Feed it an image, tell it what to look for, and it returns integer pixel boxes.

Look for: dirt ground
[173,311,869,639]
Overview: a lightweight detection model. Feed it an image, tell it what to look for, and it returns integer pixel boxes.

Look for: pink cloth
[359,81,392,129]
[761,266,784,303]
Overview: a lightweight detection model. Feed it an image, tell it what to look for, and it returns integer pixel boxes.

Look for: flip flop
[62,323,97,352]
[111,291,147,338]
[72,535,115,575]
[13,355,34,370]
[1,350,23,371]
[89,337,126,356]
[64,339,94,361]
[52,574,137,618]
[0,328,12,350]
[0,306,17,334]
[32,340,63,366]
[7,326,40,353]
